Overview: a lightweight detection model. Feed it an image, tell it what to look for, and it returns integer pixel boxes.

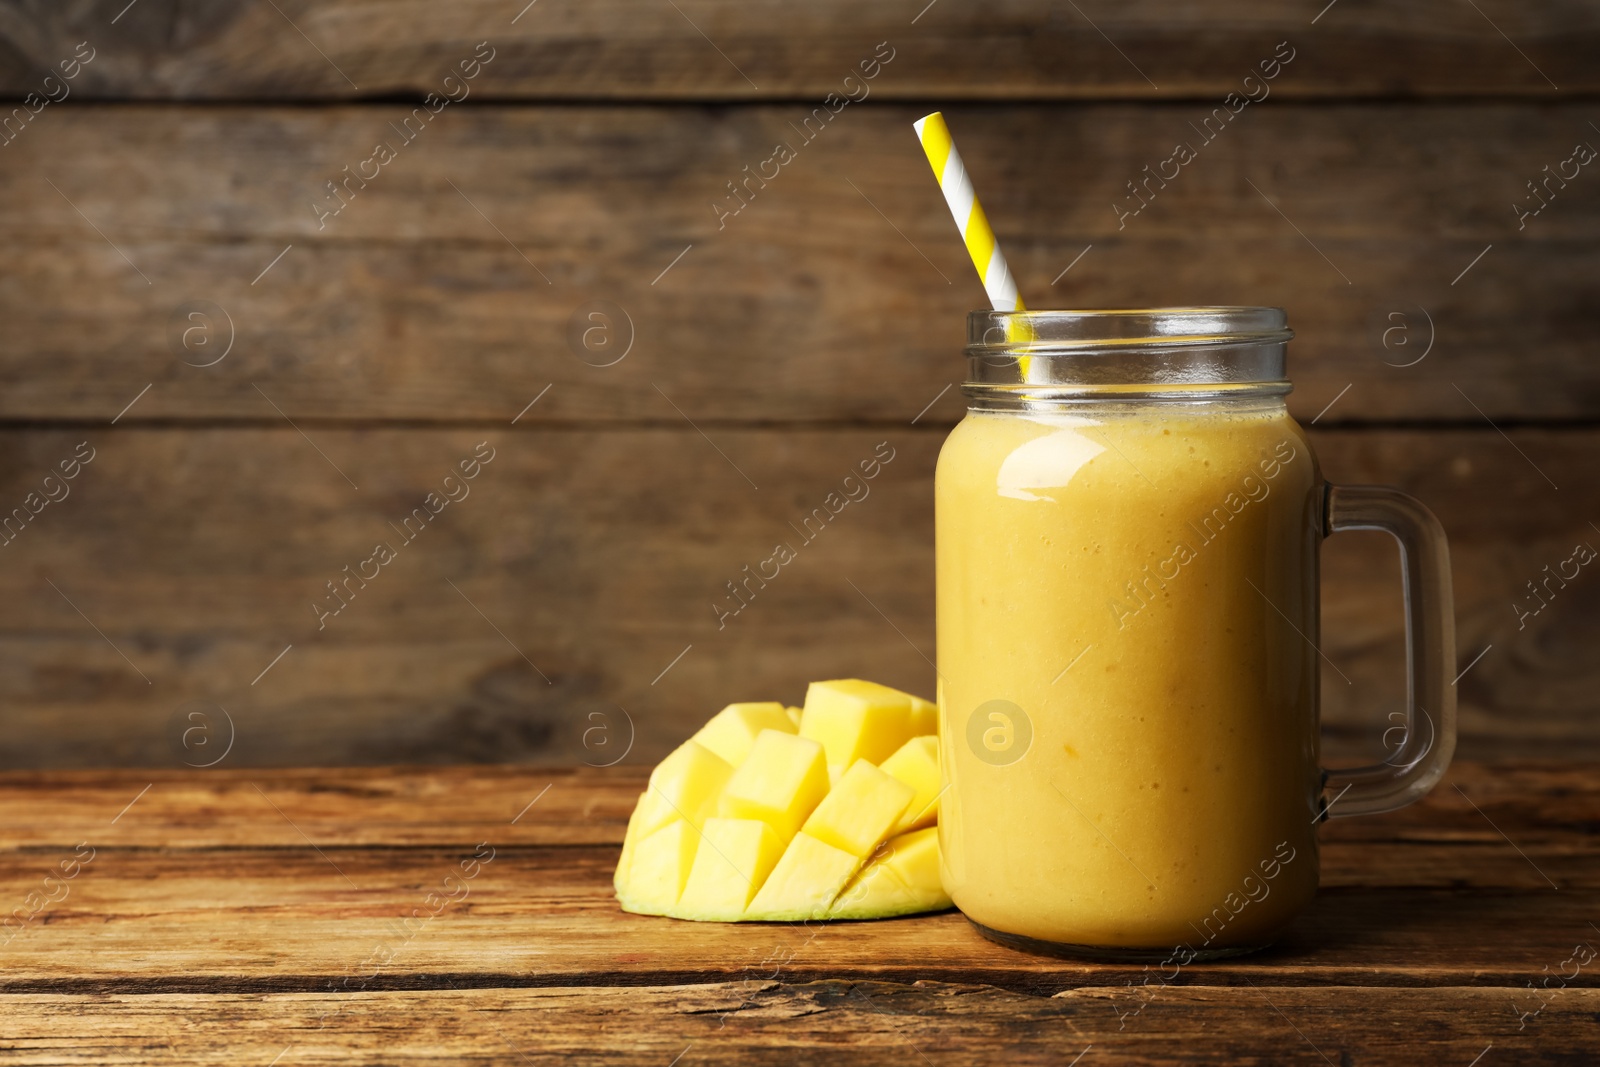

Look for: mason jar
[935,307,1455,959]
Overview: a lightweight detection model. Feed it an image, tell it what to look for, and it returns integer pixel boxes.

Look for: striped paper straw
[912,111,1025,313]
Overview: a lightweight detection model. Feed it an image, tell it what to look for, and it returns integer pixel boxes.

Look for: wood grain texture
[0,0,1596,100]
[0,104,1596,424]
[0,426,1590,769]
[3,985,1593,1066]
[0,764,1596,1065]
[0,760,1586,853]
[0,764,1591,996]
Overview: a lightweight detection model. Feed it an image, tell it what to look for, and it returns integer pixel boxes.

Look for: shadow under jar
[934,308,1455,960]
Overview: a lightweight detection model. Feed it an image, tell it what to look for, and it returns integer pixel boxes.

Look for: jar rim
[962,307,1293,404]
[967,307,1293,354]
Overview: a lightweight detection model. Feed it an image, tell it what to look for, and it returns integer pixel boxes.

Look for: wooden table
[0,762,1594,1064]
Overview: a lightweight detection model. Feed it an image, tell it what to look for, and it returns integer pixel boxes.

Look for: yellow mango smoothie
[936,398,1323,953]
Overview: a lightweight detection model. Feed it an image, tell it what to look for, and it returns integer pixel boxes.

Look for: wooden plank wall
[0,0,1595,768]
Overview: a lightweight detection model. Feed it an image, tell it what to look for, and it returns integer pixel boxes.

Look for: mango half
[615,679,952,922]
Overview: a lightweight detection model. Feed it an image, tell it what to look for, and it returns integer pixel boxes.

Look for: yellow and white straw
[912,111,1025,313]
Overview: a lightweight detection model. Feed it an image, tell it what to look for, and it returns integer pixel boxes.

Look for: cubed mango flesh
[879,735,941,833]
[829,827,950,920]
[692,702,795,766]
[801,759,914,857]
[799,679,918,768]
[615,681,952,923]
[676,817,785,919]
[746,831,861,920]
[615,793,650,894]
[635,740,734,840]
[619,820,699,915]
[717,730,830,840]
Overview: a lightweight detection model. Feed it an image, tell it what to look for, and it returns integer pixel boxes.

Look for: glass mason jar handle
[1319,484,1457,819]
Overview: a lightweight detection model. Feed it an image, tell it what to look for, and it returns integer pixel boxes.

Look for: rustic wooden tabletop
[0,761,1593,1064]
